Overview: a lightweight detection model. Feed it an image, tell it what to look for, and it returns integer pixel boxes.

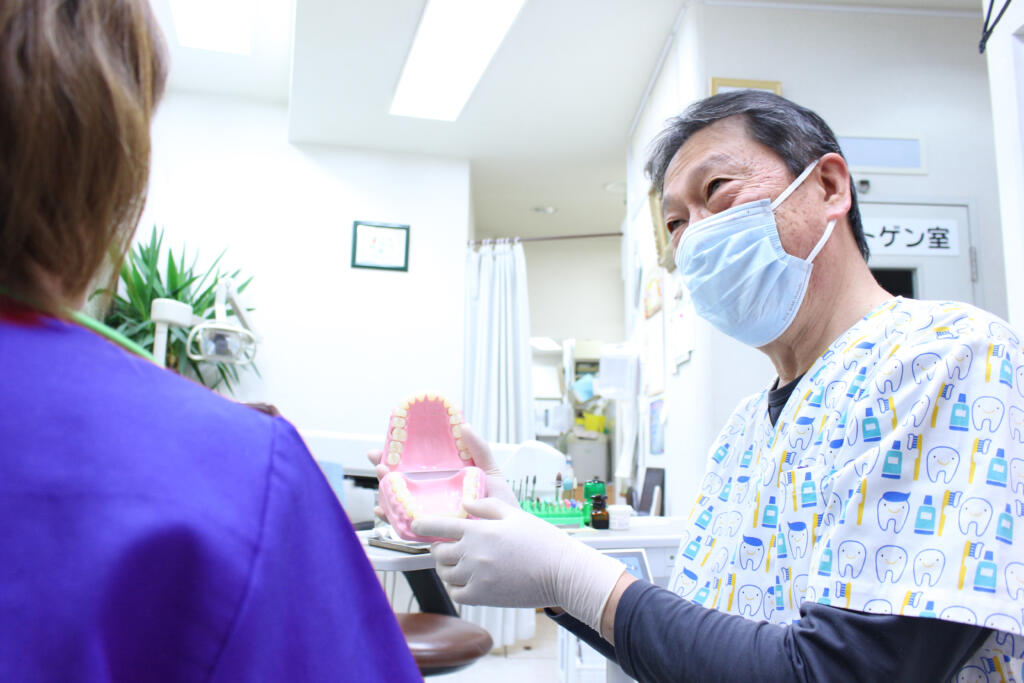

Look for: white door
[858,200,976,304]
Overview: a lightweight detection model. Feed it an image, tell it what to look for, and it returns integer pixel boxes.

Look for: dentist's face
[660,115,822,263]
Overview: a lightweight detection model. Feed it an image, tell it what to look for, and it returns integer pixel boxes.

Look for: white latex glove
[367,423,517,519]
[412,497,626,632]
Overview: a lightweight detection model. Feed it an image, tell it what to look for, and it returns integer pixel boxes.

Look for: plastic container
[582,413,606,433]
[608,504,633,530]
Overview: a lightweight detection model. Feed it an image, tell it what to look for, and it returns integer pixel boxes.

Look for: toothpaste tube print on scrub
[669,297,1024,679]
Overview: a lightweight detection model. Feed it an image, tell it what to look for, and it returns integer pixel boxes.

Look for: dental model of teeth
[378,394,487,542]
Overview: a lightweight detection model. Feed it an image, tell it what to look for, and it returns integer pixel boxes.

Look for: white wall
[140,93,470,472]
[985,0,1024,327]
[702,2,1004,316]
[523,238,625,343]
[624,0,1003,515]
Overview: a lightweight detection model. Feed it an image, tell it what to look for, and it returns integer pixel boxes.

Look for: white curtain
[463,242,535,442]
[460,241,536,646]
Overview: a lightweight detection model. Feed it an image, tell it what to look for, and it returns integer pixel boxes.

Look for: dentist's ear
[818,152,852,224]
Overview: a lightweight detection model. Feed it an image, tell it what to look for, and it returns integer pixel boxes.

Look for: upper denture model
[378,394,487,542]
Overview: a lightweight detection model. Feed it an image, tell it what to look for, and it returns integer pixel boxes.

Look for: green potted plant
[91,226,258,394]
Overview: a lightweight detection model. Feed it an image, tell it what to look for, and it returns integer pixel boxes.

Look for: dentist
[412,92,1024,681]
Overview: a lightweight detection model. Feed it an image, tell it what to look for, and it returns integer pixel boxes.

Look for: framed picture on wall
[648,187,675,272]
[710,77,782,96]
[351,221,410,271]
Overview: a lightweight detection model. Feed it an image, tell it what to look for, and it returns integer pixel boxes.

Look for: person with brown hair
[0,2,419,679]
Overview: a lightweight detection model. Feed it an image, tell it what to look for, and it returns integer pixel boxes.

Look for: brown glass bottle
[590,494,609,529]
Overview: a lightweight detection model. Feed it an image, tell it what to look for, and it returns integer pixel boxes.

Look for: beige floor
[432,612,561,683]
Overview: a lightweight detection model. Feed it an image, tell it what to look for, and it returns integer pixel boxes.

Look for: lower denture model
[378,394,487,542]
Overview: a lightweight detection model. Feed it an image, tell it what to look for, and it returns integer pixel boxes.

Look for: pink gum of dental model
[378,394,487,542]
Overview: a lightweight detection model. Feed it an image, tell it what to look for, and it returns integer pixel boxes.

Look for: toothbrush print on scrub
[377,394,487,542]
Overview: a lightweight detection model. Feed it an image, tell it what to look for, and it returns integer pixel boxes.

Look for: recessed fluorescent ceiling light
[169,0,253,56]
[390,0,526,122]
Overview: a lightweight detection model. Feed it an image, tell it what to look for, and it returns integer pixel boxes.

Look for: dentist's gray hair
[645,90,869,261]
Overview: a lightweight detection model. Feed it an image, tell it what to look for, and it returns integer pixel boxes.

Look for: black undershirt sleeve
[601,581,992,683]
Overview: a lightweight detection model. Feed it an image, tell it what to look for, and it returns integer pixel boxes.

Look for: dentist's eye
[705,178,725,200]
[666,218,687,234]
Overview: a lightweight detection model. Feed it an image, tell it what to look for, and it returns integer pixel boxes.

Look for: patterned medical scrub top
[669,298,1024,682]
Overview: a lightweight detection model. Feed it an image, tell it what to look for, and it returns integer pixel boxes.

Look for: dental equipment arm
[150,298,196,368]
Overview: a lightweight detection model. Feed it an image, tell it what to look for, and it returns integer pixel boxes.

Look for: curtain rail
[467,232,622,246]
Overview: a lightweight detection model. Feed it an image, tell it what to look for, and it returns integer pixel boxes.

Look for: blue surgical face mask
[674,160,836,348]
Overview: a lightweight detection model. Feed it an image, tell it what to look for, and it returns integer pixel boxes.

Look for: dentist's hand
[367,424,517,520]
[412,497,626,632]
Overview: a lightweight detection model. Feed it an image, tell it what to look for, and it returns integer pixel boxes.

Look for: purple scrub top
[0,308,421,682]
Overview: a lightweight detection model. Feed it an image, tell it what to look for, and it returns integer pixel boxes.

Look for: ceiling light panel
[169,0,254,56]
[390,0,526,122]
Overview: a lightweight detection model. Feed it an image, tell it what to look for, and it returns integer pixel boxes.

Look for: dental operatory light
[186,281,258,365]
[150,280,259,369]
[168,0,253,55]
[389,0,526,122]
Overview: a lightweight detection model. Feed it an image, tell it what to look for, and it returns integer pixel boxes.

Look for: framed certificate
[351,221,410,271]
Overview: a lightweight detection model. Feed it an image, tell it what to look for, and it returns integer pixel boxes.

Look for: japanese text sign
[862,218,960,256]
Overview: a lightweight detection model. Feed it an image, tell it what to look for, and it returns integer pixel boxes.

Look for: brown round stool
[396,612,494,676]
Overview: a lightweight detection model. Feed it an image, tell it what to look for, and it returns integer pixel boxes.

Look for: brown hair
[0,0,167,313]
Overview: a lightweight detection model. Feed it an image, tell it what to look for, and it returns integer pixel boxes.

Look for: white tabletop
[359,516,689,572]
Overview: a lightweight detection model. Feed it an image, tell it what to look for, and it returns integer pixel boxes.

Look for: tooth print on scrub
[674,160,837,348]
[668,297,1024,678]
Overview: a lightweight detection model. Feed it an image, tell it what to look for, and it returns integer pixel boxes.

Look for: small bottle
[862,408,882,442]
[774,576,785,611]
[920,600,937,618]
[740,445,754,469]
[683,535,703,560]
[776,531,788,559]
[997,503,1014,545]
[718,478,733,502]
[914,495,936,535]
[847,367,868,397]
[973,551,998,593]
[839,488,854,525]
[817,540,834,576]
[694,581,711,606]
[819,587,832,606]
[999,351,1014,387]
[800,472,818,508]
[808,385,825,408]
[882,440,903,479]
[829,409,851,450]
[590,494,609,529]
[949,393,970,432]
[987,448,1009,488]
[762,496,779,529]
[695,504,714,530]
[713,442,731,464]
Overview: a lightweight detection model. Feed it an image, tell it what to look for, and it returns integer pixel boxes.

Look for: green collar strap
[0,287,155,363]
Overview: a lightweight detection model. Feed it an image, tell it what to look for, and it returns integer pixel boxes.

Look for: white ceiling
[288,0,687,239]
[150,0,982,239]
